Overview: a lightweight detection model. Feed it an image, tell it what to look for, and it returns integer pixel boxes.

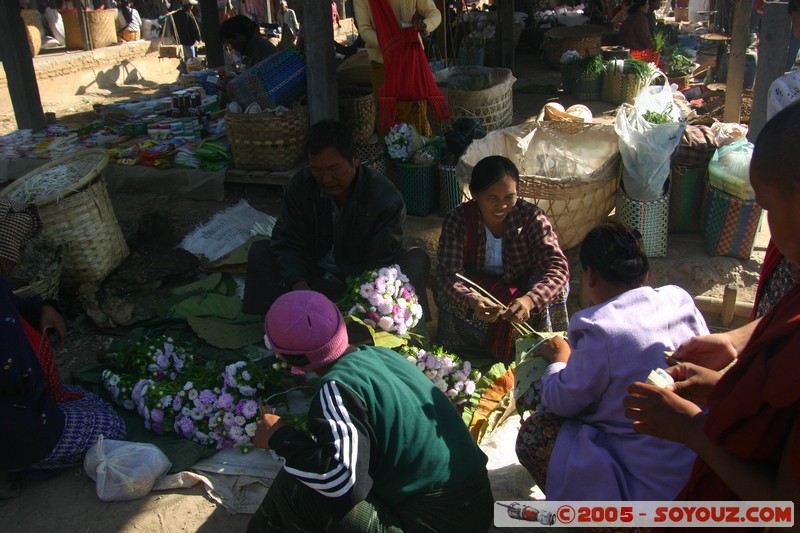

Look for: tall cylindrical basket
[395,162,438,216]
[616,183,670,258]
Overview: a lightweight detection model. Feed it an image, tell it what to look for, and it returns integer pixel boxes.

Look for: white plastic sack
[614,71,686,201]
[84,435,172,502]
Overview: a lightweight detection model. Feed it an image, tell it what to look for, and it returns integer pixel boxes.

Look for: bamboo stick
[456,273,535,335]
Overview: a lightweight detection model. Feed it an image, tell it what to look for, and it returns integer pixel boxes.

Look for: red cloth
[677,285,800,504]
[21,318,84,403]
[750,238,784,320]
[367,0,451,129]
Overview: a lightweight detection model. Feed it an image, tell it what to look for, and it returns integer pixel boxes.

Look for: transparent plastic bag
[614,70,686,201]
[84,435,172,502]
[707,139,755,200]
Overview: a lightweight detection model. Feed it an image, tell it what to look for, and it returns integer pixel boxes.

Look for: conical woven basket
[0,150,129,286]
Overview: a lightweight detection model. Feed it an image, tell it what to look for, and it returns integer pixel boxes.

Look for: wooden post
[722,0,752,123]
[199,0,225,68]
[721,282,738,327]
[748,1,792,140]
[303,0,338,123]
[0,0,46,132]
[495,0,515,69]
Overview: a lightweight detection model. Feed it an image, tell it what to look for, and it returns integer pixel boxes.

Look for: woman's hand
[671,333,738,371]
[502,295,534,323]
[40,304,66,348]
[623,382,705,446]
[664,362,723,406]
[538,335,570,364]
[469,295,502,322]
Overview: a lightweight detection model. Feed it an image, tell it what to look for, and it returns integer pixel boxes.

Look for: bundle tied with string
[368,0,451,130]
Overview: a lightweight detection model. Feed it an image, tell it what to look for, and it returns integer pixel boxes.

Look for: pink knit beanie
[264,290,348,372]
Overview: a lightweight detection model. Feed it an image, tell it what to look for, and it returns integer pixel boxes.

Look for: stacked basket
[0,150,129,286]
[543,25,607,70]
[434,67,516,132]
[338,87,375,145]
[226,48,307,110]
[21,9,43,57]
[225,106,309,171]
[61,9,118,50]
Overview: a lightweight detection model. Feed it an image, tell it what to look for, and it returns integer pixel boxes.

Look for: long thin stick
[465,286,530,336]
[456,273,534,335]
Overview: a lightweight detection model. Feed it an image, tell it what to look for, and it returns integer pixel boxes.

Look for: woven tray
[1,150,129,286]
[543,25,607,70]
[225,107,309,171]
[61,9,118,50]
[435,67,516,132]
[338,87,375,145]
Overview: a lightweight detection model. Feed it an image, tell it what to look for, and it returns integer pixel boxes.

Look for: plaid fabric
[702,186,763,260]
[674,125,718,167]
[33,386,126,470]
[0,200,42,267]
[436,199,570,318]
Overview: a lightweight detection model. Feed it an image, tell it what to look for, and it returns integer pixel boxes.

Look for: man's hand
[412,14,427,34]
[40,304,66,348]
[253,411,286,450]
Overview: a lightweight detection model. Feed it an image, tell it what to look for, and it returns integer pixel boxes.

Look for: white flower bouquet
[385,122,428,162]
[400,345,481,409]
[339,264,424,336]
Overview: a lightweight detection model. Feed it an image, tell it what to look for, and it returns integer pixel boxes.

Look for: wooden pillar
[722,0,752,123]
[199,0,225,68]
[495,0,515,69]
[303,0,338,123]
[0,0,46,132]
[748,1,792,141]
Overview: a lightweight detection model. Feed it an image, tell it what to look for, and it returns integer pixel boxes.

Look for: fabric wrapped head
[264,290,348,372]
[0,199,43,268]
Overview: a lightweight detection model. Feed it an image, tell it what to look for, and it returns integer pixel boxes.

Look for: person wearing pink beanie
[248,290,493,532]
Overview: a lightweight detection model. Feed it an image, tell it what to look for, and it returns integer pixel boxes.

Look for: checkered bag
[674,125,718,167]
[702,186,763,260]
[616,184,670,258]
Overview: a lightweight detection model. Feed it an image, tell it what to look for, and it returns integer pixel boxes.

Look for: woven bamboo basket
[0,150,129,286]
[338,87,375,145]
[13,256,62,300]
[543,25,607,70]
[225,106,309,171]
[667,72,693,90]
[674,7,689,21]
[434,67,516,132]
[61,9,118,50]
[457,121,621,250]
[21,9,43,57]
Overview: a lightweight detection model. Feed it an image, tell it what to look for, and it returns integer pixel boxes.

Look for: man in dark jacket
[243,120,430,318]
[172,0,201,60]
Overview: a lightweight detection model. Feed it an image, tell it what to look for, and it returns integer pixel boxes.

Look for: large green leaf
[170,272,224,296]
[169,293,244,320]
[344,315,407,349]
[187,316,265,350]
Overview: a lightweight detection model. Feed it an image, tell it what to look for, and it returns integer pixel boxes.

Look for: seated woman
[117,0,142,42]
[435,155,570,363]
[624,101,800,504]
[219,14,277,71]
[516,221,708,500]
[618,0,653,51]
[0,200,125,501]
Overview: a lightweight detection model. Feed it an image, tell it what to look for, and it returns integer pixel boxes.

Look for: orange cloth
[678,285,800,502]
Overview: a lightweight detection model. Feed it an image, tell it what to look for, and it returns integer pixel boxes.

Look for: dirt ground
[0,29,766,532]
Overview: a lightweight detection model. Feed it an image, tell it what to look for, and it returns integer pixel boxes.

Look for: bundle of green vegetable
[643,103,680,124]
[575,54,605,80]
[622,58,653,82]
[664,50,697,75]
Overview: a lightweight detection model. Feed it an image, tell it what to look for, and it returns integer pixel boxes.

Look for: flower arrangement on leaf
[399,345,481,408]
[385,122,427,162]
[102,335,293,451]
[338,264,424,337]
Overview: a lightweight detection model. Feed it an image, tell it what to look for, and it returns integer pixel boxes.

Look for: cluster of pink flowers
[400,345,480,407]
[341,265,424,336]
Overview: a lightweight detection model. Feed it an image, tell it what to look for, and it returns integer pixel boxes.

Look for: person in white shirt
[277,0,299,46]
[44,0,66,46]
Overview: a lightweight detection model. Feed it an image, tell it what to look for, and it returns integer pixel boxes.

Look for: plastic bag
[707,139,755,200]
[614,70,686,201]
[84,435,172,502]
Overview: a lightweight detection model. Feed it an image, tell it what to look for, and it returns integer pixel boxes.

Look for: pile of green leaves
[643,103,676,124]
[622,58,653,82]
[440,72,494,92]
[664,51,696,75]
[576,54,605,79]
